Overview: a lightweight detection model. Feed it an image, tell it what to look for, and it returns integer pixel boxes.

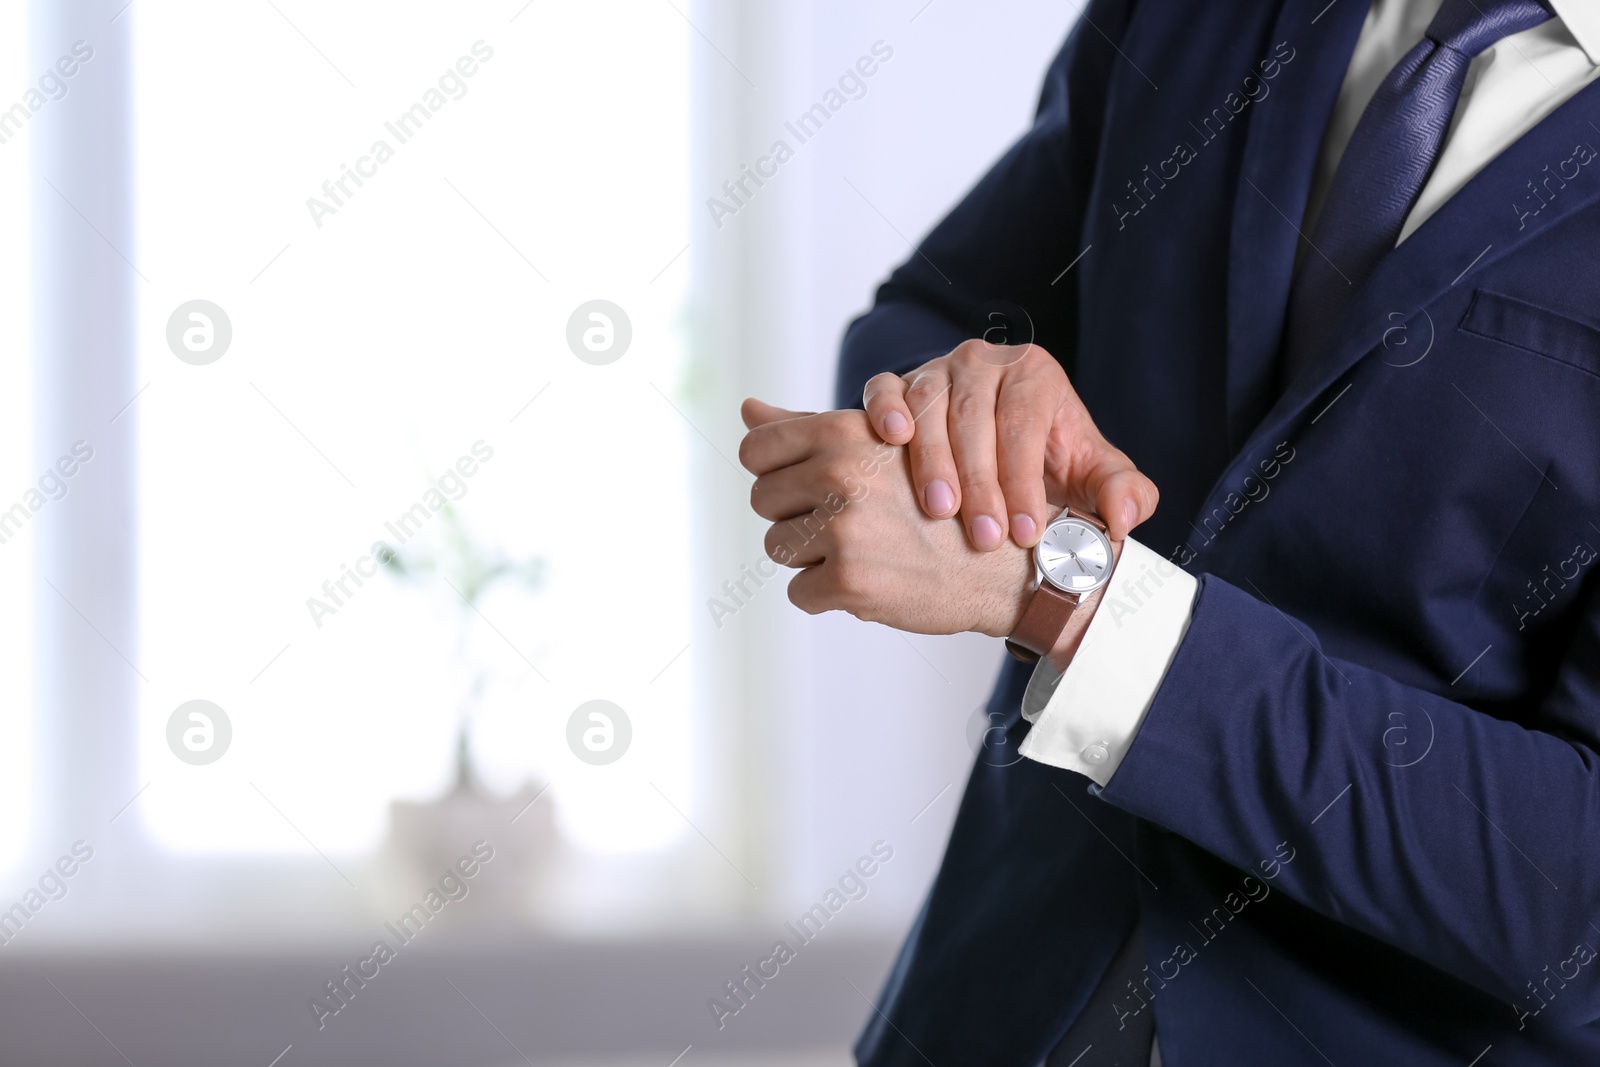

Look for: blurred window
[131,2,695,862]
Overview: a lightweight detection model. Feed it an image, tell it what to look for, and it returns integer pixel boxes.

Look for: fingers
[738,402,826,475]
[863,373,915,444]
[785,565,832,615]
[992,372,1061,549]
[749,460,835,521]
[763,517,827,569]
[741,397,812,431]
[1008,363,1157,540]
[947,376,1008,551]
[903,369,960,521]
[786,563,871,621]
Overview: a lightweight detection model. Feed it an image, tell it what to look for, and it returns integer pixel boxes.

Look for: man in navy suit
[740,0,1600,1063]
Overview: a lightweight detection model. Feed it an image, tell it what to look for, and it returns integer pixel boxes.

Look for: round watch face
[1036,516,1114,595]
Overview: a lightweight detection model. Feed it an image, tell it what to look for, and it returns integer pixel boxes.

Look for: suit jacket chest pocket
[1449,289,1600,711]
[1459,289,1600,381]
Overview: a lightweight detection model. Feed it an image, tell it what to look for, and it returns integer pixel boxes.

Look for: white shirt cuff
[1017,536,1198,785]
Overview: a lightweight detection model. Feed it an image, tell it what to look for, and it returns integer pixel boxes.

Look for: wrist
[982,506,1065,638]
[1002,530,1123,668]
[985,548,1039,639]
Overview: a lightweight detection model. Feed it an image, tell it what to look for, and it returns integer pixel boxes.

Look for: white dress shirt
[1020,0,1600,787]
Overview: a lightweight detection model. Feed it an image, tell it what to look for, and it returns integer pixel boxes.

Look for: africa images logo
[308,841,496,1030]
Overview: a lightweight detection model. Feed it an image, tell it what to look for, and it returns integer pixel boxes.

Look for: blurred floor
[520,1054,851,1067]
[0,935,894,1066]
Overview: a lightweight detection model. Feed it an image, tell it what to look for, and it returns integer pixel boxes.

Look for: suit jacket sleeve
[1098,573,1600,1026]
[833,0,1136,410]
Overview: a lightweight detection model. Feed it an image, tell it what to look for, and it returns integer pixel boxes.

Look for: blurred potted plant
[377,501,556,929]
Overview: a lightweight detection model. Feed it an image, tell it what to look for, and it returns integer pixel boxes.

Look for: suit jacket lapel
[1206,74,1600,525]
[1223,0,1371,451]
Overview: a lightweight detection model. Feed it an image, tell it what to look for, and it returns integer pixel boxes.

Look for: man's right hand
[862,339,1159,551]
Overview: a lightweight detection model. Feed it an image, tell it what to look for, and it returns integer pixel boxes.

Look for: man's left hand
[739,398,1044,639]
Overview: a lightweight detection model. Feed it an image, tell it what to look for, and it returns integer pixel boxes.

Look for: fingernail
[1011,514,1036,544]
[1121,500,1138,533]
[972,515,1003,550]
[883,411,908,436]
[925,480,955,515]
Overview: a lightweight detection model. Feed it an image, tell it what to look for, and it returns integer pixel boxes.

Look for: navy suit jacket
[837,1,1600,1063]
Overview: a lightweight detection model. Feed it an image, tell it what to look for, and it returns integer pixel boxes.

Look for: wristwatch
[1005,507,1116,664]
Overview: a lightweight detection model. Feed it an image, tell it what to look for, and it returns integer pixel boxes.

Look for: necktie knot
[1427,0,1551,58]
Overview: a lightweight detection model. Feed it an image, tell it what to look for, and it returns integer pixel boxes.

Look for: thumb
[741,397,814,430]
[1090,462,1160,542]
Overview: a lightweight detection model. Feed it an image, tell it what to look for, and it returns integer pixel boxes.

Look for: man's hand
[861,339,1158,551]
[740,399,1117,669]
[741,399,1033,636]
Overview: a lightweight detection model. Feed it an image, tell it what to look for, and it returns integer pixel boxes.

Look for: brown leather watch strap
[1073,508,1108,532]
[1005,580,1080,664]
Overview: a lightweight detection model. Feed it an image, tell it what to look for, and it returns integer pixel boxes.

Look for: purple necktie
[1284,0,1551,378]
